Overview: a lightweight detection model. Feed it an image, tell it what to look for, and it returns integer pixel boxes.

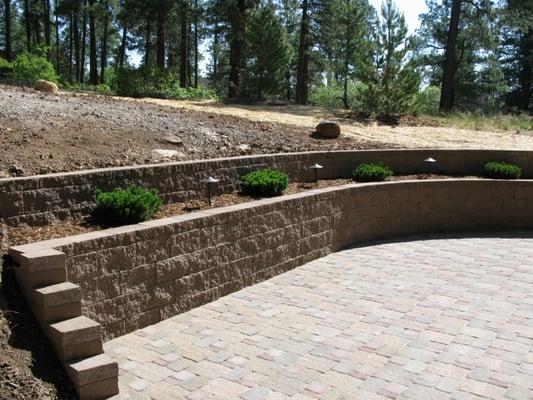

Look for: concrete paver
[106,235,533,399]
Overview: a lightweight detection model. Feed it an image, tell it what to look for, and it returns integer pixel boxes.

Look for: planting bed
[2,175,473,253]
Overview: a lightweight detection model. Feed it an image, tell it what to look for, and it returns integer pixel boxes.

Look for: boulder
[35,79,59,93]
[315,120,341,139]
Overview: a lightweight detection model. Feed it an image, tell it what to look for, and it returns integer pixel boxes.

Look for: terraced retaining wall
[10,179,533,344]
[2,149,533,226]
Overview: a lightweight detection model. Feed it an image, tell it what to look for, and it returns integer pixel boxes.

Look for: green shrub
[416,86,441,115]
[92,186,162,225]
[0,57,13,78]
[241,169,289,197]
[353,163,393,182]
[114,67,217,100]
[309,82,366,110]
[484,161,521,179]
[10,53,58,85]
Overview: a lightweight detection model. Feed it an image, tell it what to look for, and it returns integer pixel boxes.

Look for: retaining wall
[10,179,533,343]
[2,149,533,226]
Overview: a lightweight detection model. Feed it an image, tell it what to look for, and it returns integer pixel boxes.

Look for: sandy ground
[141,98,533,150]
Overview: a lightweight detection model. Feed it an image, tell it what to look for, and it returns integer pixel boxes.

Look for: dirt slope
[142,98,533,150]
[0,85,388,177]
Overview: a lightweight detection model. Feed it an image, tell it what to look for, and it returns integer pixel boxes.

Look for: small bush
[0,57,13,78]
[484,161,521,179]
[92,186,162,225]
[10,53,58,85]
[241,169,289,197]
[353,163,393,182]
[114,67,217,100]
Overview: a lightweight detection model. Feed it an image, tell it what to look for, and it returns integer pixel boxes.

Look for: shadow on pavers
[0,255,77,400]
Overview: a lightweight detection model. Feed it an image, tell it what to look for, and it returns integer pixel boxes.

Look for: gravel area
[0,85,391,177]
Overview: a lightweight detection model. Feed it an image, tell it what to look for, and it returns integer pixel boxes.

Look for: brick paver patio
[106,235,533,399]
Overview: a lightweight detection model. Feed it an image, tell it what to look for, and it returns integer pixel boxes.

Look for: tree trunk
[295,0,309,105]
[193,0,198,88]
[228,0,246,99]
[80,3,87,83]
[43,0,51,58]
[88,0,98,85]
[212,19,218,78]
[55,0,59,69]
[69,13,73,79]
[342,27,351,110]
[145,17,152,67]
[74,6,80,81]
[3,0,12,61]
[100,0,109,83]
[439,0,462,113]
[518,29,533,111]
[179,0,188,87]
[117,26,127,69]
[23,0,31,51]
[156,1,166,69]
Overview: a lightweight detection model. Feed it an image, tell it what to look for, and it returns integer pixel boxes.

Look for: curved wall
[10,179,533,340]
[2,149,533,226]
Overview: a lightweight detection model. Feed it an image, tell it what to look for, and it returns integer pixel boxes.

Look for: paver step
[67,354,119,400]
[49,316,103,361]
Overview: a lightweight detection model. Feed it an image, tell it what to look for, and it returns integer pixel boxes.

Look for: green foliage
[360,0,421,116]
[0,57,13,78]
[9,53,59,85]
[417,0,505,112]
[309,82,366,109]
[241,169,289,197]
[415,86,441,115]
[114,67,217,100]
[484,161,522,179]
[92,186,162,225]
[352,163,393,182]
[243,2,293,100]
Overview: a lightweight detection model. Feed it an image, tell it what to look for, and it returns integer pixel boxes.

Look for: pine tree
[328,0,374,109]
[244,1,292,100]
[363,0,420,116]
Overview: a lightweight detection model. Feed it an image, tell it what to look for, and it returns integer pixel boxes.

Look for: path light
[424,157,436,175]
[202,176,219,206]
[309,163,324,184]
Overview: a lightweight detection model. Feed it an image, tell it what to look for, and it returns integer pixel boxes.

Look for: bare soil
[146,99,533,150]
[0,85,390,177]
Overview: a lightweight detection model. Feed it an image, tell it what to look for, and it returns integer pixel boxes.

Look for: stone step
[66,354,119,400]
[49,316,103,361]
[30,282,82,323]
[19,249,66,272]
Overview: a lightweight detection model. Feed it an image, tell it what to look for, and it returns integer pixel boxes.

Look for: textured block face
[3,149,533,227]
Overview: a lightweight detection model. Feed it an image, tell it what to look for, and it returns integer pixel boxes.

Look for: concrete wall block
[19,249,66,273]
[0,190,23,218]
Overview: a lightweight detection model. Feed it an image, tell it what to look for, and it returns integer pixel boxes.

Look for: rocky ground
[0,84,391,177]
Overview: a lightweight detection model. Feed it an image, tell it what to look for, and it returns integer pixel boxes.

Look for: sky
[371,0,428,34]
[131,0,429,71]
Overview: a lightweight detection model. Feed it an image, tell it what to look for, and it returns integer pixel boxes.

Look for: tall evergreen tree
[244,1,292,100]
[363,0,420,116]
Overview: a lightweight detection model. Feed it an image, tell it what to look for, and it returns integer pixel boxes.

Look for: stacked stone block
[9,248,119,400]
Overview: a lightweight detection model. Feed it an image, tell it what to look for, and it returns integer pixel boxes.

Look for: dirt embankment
[0,85,390,177]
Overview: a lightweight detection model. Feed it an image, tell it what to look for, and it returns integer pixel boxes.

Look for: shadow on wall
[0,256,75,399]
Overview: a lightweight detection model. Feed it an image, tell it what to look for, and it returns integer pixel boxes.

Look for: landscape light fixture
[202,176,219,206]
[424,157,436,175]
[309,163,324,184]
